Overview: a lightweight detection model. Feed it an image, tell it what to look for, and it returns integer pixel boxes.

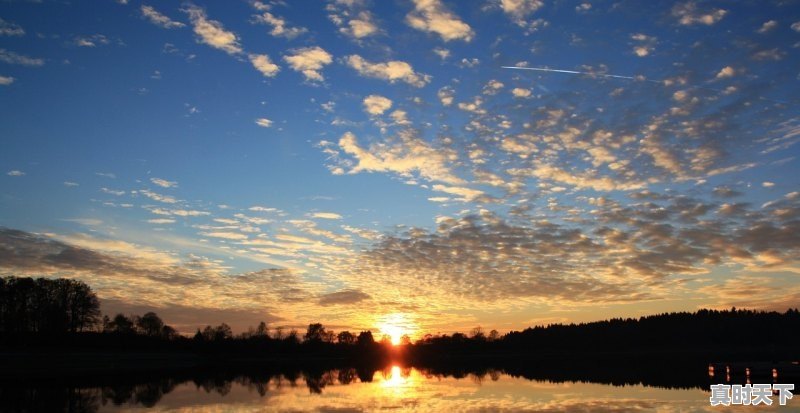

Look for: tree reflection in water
[0,359,793,412]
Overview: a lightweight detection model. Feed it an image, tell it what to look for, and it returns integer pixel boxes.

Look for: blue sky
[1,0,799,336]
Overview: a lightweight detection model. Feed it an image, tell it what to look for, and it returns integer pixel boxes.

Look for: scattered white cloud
[101,187,125,196]
[253,9,308,39]
[432,47,450,60]
[672,2,727,26]
[457,96,485,114]
[757,20,778,34]
[201,231,249,240]
[342,11,379,39]
[327,1,380,40]
[459,57,480,68]
[510,164,646,192]
[141,5,185,29]
[752,48,785,61]
[73,34,111,48]
[249,206,279,212]
[321,101,335,112]
[630,33,656,57]
[437,86,455,106]
[345,55,431,87]
[716,66,735,78]
[343,12,380,39]
[184,5,242,55]
[6,170,25,176]
[283,46,332,82]
[630,33,654,42]
[154,208,210,217]
[0,49,44,66]
[336,130,462,184]
[148,218,176,224]
[63,218,103,226]
[511,87,531,98]
[249,53,280,78]
[432,184,484,202]
[311,212,343,220]
[151,178,178,188]
[255,118,273,128]
[0,75,13,85]
[139,189,178,204]
[499,0,544,26]
[482,80,504,95]
[633,46,651,57]
[0,18,24,36]
[405,0,473,42]
[362,95,393,115]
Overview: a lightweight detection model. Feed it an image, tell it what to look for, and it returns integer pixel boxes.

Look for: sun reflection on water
[380,365,413,394]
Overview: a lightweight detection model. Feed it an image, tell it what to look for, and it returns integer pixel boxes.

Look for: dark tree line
[183,321,387,360]
[501,307,800,354]
[0,276,100,333]
[101,311,178,339]
[3,277,799,364]
[410,308,800,361]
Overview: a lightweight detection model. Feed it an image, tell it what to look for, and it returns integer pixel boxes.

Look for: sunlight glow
[384,366,405,387]
[376,313,417,345]
[381,324,403,345]
[379,365,416,395]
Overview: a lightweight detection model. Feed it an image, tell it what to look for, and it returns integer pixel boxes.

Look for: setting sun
[377,314,416,346]
[380,324,404,345]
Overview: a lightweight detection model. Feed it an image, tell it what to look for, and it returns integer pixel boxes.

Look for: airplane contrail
[502,65,796,106]
[501,66,662,83]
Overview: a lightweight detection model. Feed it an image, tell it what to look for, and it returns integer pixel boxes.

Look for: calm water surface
[9,365,794,412]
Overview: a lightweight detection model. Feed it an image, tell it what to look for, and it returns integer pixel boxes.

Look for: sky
[1,0,799,338]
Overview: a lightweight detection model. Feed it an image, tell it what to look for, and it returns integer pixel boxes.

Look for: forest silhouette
[2,276,799,368]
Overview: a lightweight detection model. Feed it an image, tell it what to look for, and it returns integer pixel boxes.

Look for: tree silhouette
[337,331,356,345]
[255,321,269,337]
[107,314,135,334]
[356,331,374,346]
[0,276,100,333]
[470,327,485,341]
[286,329,300,345]
[304,323,326,343]
[136,312,165,337]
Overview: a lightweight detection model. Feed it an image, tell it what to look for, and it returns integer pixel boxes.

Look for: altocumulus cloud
[249,54,280,78]
[184,5,242,55]
[0,228,327,333]
[405,0,474,42]
[345,55,431,87]
[255,118,273,128]
[362,95,393,115]
[141,5,185,29]
[332,130,462,184]
[332,191,800,308]
[283,46,332,82]
[318,289,371,306]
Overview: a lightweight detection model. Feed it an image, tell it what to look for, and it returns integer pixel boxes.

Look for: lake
[2,362,795,412]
